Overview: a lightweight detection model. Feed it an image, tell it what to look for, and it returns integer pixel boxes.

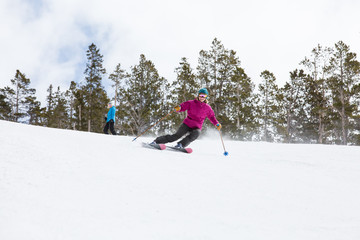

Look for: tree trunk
[318,111,324,144]
[341,105,347,145]
[286,108,291,143]
[340,88,347,145]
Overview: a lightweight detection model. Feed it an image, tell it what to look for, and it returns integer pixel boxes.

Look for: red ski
[166,146,193,154]
[142,142,166,150]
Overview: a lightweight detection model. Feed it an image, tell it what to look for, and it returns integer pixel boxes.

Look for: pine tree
[82,43,109,133]
[258,70,280,142]
[109,64,129,134]
[0,87,12,120]
[109,63,128,106]
[44,85,69,129]
[53,86,68,128]
[10,70,36,122]
[226,66,259,140]
[197,38,238,118]
[46,84,56,127]
[73,87,87,131]
[26,95,44,125]
[65,81,78,130]
[0,87,15,121]
[327,41,360,145]
[278,69,308,143]
[300,44,333,143]
[2,71,42,125]
[114,87,130,135]
[121,54,168,136]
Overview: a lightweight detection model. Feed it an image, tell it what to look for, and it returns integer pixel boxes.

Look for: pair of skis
[142,142,193,154]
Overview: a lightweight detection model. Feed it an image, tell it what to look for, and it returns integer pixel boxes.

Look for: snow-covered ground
[1,119,360,240]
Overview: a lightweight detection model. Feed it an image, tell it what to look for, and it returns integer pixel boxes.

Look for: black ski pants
[103,120,116,135]
[155,123,200,147]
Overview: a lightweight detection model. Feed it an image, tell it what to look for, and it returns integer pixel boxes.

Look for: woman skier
[152,88,221,148]
[103,101,117,135]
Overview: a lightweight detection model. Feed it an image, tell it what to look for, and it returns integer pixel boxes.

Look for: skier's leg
[103,122,110,134]
[109,120,117,135]
[178,128,200,147]
[155,123,190,144]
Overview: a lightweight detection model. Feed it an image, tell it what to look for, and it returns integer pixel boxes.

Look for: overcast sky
[1,0,360,103]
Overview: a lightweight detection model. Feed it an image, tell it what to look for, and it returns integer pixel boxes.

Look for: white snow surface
[1,120,360,240]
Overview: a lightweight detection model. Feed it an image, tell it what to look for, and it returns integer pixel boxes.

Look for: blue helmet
[198,88,209,96]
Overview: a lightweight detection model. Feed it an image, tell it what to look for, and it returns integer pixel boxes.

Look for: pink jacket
[179,99,219,130]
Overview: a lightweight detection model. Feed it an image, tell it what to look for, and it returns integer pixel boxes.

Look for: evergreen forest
[1,38,360,145]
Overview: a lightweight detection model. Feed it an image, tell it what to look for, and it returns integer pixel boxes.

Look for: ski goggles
[198,94,207,98]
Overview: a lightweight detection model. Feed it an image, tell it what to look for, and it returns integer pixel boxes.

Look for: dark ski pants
[103,120,116,135]
[155,123,200,147]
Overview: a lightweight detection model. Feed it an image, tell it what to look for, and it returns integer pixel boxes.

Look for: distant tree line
[1,39,360,145]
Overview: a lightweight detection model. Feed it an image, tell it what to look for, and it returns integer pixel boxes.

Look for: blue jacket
[107,106,116,123]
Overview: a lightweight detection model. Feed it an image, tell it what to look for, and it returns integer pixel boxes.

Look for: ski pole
[132,110,174,141]
[219,129,229,156]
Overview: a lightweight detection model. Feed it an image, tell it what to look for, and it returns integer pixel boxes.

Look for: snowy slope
[1,120,360,240]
